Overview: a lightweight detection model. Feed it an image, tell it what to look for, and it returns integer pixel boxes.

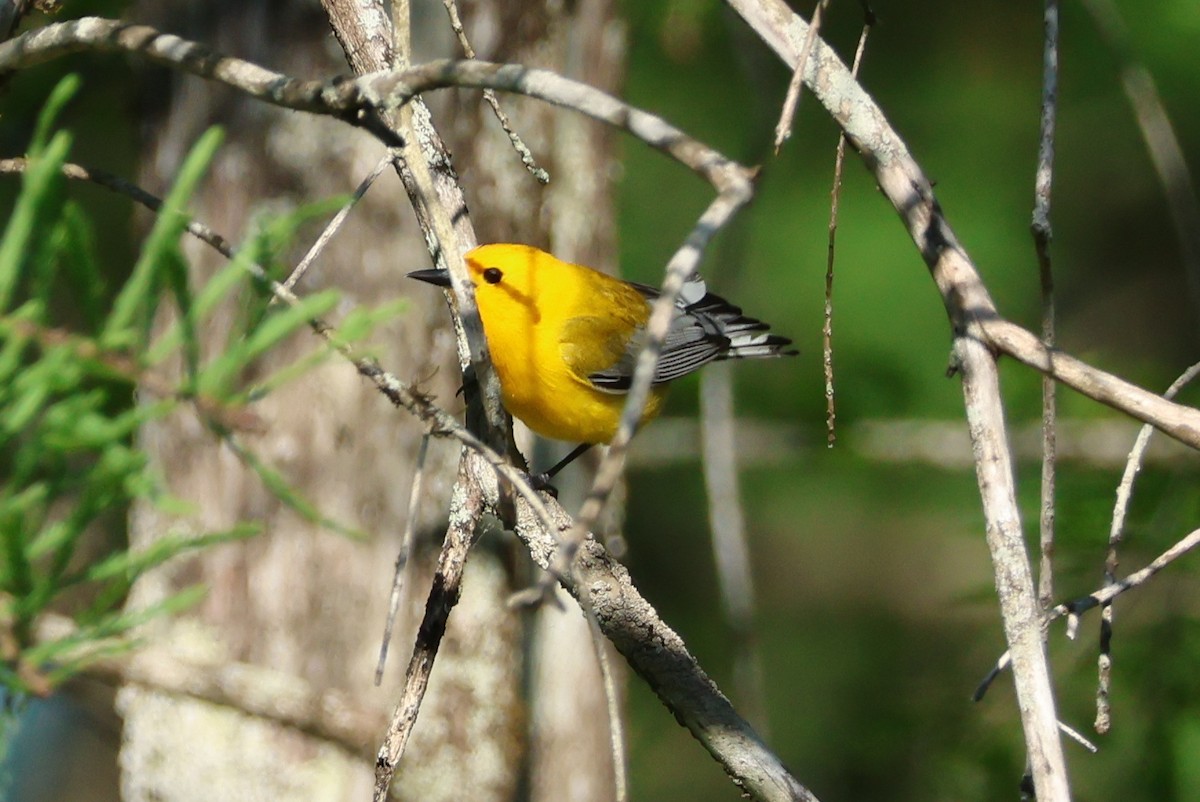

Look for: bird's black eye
[482,267,503,284]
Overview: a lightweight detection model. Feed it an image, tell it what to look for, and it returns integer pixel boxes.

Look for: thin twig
[376,432,429,686]
[1073,527,1200,614]
[975,524,1200,702]
[823,14,872,447]
[373,462,482,802]
[1097,360,1200,732]
[585,610,628,802]
[1058,720,1098,754]
[280,154,390,296]
[1032,0,1059,612]
[0,158,236,256]
[972,651,1011,703]
[1094,605,1112,734]
[773,0,829,153]
[1106,362,1200,590]
[439,0,549,184]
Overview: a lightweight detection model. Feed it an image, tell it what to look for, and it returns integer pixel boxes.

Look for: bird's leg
[530,442,594,495]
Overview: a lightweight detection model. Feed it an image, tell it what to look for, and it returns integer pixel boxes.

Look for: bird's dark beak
[407,268,452,287]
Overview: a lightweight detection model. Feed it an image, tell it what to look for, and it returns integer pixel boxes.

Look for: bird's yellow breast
[467,244,666,444]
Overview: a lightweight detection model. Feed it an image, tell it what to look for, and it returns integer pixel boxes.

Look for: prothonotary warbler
[409,243,795,483]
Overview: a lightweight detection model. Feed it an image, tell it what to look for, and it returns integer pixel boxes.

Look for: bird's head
[408,243,548,326]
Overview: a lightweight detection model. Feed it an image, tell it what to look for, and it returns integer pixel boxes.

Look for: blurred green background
[3,0,1200,800]
[615,2,1200,801]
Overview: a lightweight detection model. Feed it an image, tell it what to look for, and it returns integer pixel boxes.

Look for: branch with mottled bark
[1032,0,1059,614]
[473,449,819,802]
[723,1,1077,799]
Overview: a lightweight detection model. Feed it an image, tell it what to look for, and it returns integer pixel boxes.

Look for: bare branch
[1098,360,1200,732]
[957,334,1068,799]
[1032,0,1060,613]
[281,155,390,297]
[1106,361,1200,592]
[772,0,827,152]
[0,20,749,198]
[0,158,237,257]
[373,462,484,802]
[321,11,507,787]
[482,450,820,802]
[376,433,430,686]
[725,2,1071,798]
[439,0,549,184]
[976,525,1200,702]
[985,320,1200,448]
[1058,720,1098,754]
[0,17,399,144]
[823,14,872,447]
[1068,527,1200,616]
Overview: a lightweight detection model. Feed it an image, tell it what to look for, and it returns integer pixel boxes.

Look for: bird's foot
[528,471,559,499]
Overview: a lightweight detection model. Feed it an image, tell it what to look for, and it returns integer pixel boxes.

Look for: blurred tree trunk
[115,2,624,801]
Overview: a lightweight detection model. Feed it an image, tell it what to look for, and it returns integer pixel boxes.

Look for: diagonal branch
[724,2,1073,799]
[722,0,1200,448]
[476,448,819,802]
[976,524,1200,706]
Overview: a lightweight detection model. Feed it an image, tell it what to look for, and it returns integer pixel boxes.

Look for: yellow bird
[410,243,795,482]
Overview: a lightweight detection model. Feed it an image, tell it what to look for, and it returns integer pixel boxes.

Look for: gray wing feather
[587,276,793,392]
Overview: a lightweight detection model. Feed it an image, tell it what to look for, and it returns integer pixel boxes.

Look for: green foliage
[0,78,396,697]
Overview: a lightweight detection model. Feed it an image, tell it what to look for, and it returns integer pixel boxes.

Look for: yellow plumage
[411,242,794,448]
